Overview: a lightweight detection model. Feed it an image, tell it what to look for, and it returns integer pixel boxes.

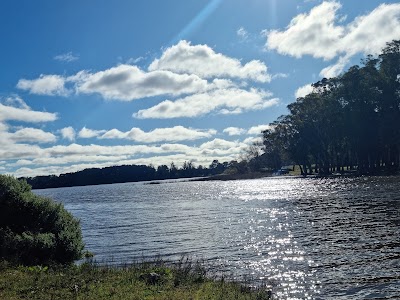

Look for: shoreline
[0,260,272,300]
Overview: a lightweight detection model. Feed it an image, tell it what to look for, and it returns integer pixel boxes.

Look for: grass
[0,259,271,300]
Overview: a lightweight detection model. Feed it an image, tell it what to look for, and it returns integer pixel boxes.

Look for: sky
[1,0,400,177]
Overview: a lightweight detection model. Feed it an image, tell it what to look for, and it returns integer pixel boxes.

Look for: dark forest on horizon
[22,160,237,189]
[22,40,400,189]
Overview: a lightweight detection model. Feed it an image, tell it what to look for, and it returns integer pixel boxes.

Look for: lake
[34,176,400,300]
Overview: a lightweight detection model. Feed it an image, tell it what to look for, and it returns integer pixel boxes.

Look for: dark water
[35,176,400,299]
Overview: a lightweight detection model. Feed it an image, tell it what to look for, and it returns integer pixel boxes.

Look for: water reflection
[35,176,400,299]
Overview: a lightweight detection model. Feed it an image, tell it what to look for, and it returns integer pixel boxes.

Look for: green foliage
[262,40,400,175]
[0,175,84,265]
[0,261,272,300]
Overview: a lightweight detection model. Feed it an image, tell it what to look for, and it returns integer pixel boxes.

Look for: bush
[0,175,84,265]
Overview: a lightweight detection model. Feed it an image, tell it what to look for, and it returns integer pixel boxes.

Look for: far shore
[190,172,272,182]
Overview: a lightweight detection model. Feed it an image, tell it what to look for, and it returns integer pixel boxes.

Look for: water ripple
[35,176,400,299]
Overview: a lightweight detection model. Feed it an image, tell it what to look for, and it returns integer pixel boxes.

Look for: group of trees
[23,160,242,189]
[259,40,400,175]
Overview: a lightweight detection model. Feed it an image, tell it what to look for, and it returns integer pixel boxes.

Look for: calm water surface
[35,176,400,299]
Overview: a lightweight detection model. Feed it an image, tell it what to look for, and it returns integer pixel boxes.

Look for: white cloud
[14,159,34,166]
[295,83,314,98]
[17,74,69,96]
[60,127,76,141]
[15,41,277,113]
[12,152,229,178]
[54,52,79,62]
[12,154,130,168]
[223,127,246,136]
[237,27,249,40]
[149,40,271,83]
[266,2,400,77]
[134,88,278,119]
[1,127,254,176]
[0,122,8,132]
[6,139,244,177]
[267,1,344,60]
[99,126,216,143]
[42,143,171,159]
[198,138,248,157]
[3,96,30,110]
[0,142,42,160]
[0,102,57,123]
[248,124,273,135]
[126,56,144,64]
[272,73,289,80]
[77,64,209,101]
[200,138,240,150]
[78,127,107,138]
[319,55,351,78]
[341,3,400,56]
[243,136,263,145]
[10,128,56,144]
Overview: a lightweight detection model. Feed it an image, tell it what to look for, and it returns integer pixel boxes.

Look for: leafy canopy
[0,175,84,265]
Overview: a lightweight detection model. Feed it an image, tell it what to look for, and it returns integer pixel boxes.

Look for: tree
[0,175,84,265]
[208,160,225,175]
[156,165,170,179]
[261,40,400,175]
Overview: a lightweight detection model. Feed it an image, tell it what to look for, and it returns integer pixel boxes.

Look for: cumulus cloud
[266,2,400,77]
[295,83,314,98]
[223,127,246,136]
[3,96,30,110]
[319,55,351,78]
[200,138,240,150]
[17,74,69,96]
[243,136,263,145]
[198,138,248,157]
[60,127,76,141]
[16,65,209,101]
[148,40,271,82]
[10,128,57,144]
[54,52,79,62]
[78,127,107,139]
[0,122,8,132]
[0,100,57,123]
[77,64,209,101]
[267,2,343,60]
[134,88,278,119]
[247,124,273,135]
[99,126,216,143]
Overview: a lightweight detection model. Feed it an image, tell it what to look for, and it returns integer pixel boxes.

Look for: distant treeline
[22,160,236,189]
[259,40,400,175]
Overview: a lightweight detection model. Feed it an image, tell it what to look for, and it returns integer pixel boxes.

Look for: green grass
[0,260,271,300]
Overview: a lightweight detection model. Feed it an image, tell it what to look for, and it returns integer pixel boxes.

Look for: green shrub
[0,175,84,265]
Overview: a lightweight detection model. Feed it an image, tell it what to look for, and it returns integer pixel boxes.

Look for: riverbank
[0,260,271,300]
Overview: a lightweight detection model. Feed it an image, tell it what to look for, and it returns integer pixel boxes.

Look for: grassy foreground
[0,260,271,300]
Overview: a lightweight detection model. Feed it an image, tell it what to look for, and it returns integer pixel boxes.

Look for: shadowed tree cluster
[0,175,84,265]
[23,161,233,189]
[261,40,400,175]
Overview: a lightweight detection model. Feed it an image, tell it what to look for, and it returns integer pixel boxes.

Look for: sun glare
[169,0,223,47]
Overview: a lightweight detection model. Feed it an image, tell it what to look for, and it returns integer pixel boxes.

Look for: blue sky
[1,0,400,177]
